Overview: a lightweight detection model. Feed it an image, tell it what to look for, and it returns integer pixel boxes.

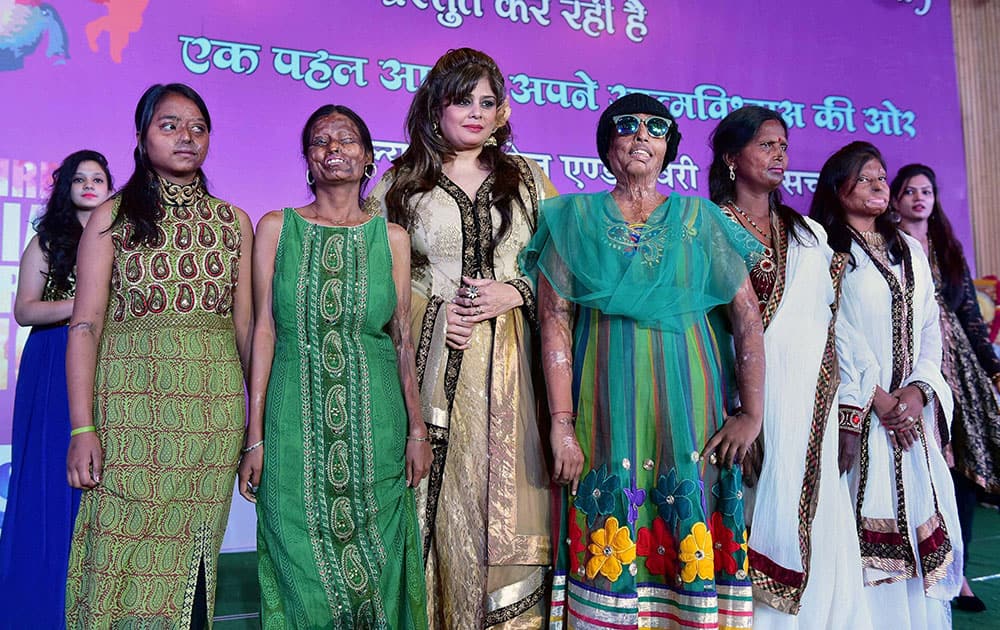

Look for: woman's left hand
[405,438,433,488]
[702,412,762,468]
[451,276,524,325]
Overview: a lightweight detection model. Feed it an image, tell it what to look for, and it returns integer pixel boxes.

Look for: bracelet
[241,440,264,454]
[406,435,429,442]
[71,425,96,437]
[838,407,863,435]
[911,381,935,406]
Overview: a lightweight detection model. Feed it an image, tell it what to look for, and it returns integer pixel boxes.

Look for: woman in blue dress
[0,150,112,628]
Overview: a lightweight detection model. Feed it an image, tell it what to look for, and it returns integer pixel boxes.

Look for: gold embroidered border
[852,237,919,585]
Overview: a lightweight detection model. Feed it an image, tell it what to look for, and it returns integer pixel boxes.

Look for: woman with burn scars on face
[523,93,766,629]
[64,83,254,629]
[239,104,431,628]
[810,142,964,629]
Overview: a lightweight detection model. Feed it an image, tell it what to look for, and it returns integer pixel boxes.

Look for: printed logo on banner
[0,0,70,71]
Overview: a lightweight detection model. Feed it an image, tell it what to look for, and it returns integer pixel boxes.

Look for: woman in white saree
[809,141,962,629]
[708,107,871,629]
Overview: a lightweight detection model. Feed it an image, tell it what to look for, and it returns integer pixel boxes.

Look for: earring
[364,162,377,179]
[306,169,315,186]
[483,132,498,147]
[728,164,736,181]
[432,120,441,137]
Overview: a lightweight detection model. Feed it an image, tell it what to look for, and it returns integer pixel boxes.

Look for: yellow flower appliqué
[741,529,749,573]
[679,522,715,582]
[586,516,637,581]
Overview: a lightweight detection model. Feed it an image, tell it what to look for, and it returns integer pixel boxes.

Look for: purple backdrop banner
[0,0,964,549]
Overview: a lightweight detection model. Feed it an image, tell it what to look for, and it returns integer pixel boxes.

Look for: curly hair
[36,150,113,291]
[384,48,524,263]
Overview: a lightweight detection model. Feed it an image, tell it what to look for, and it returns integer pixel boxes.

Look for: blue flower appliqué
[574,466,621,528]
[652,468,695,529]
[711,468,745,526]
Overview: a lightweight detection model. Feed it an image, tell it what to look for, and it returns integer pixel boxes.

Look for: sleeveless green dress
[256,210,427,629]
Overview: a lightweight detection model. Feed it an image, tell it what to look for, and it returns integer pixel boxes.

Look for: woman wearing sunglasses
[708,106,871,629]
[524,93,766,629]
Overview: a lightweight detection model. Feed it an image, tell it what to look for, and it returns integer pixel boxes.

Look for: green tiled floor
[214,506,1000,627]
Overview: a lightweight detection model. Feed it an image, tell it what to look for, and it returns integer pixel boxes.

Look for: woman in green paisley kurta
[238,105,431,628]
[65,84,254,629]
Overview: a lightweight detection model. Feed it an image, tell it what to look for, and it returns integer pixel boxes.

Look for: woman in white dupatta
[810,141,962,629]
[709,107,871,629]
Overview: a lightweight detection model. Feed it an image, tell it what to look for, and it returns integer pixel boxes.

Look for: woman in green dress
[65,83,254,628]
[238,104,431,628]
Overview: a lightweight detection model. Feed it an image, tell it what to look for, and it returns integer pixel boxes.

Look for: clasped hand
[446,276,523,350]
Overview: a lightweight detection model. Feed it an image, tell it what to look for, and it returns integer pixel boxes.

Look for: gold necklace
[728,202,772,240]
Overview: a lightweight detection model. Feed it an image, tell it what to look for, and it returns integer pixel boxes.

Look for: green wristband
[71,425,96,437]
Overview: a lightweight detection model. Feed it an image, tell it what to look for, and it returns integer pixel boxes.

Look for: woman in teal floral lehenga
[523,94,766,630]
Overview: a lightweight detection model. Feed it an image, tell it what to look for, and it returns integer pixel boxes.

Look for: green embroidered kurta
[66,180,246,628]
[256,210,426,628]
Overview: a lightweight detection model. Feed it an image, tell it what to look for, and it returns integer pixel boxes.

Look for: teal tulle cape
[520,192,762,330]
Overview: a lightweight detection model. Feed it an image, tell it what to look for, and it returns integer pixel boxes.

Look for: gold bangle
[70,425,96,437]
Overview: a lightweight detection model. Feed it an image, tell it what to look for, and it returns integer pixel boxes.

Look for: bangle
[911,381,935,406]
[838,407,863,435]
[71,425,96,437]
[241,440,264,454]
[407,435,429,442]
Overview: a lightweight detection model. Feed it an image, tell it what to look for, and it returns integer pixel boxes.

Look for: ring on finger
[466,285,480,300]
[887,429,895,436]
[896,402,908,413]
[476,306,484,315]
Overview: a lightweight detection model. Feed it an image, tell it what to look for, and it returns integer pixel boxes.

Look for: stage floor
[213,506,1000,628]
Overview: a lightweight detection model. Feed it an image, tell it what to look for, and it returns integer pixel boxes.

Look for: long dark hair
[37,150,113,291]
[385,48,523,260]
[808,141,901,267]
[112,83,212,246]
[891,163,964,307]
[708,106,812,244]
[301,104,375,205]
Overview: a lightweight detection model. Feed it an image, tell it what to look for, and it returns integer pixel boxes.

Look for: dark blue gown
[0,275,81,629]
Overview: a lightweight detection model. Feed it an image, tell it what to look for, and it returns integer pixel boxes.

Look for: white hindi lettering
[560,0,614,37]
[495,0,552,25]
[623,0,648,43]
[898,0,932,17]
[179,35,262,75]
[811,96,857,133]
[862,99,917,138]
[271,47,368,91]
[379,58,432,93]
[781,170,819,197]
[509,70,600,110]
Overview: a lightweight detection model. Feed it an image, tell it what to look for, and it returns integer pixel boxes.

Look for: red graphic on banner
[85,0,148,64]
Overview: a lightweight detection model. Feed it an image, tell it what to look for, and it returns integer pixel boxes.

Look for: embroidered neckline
[159,176,205,206]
